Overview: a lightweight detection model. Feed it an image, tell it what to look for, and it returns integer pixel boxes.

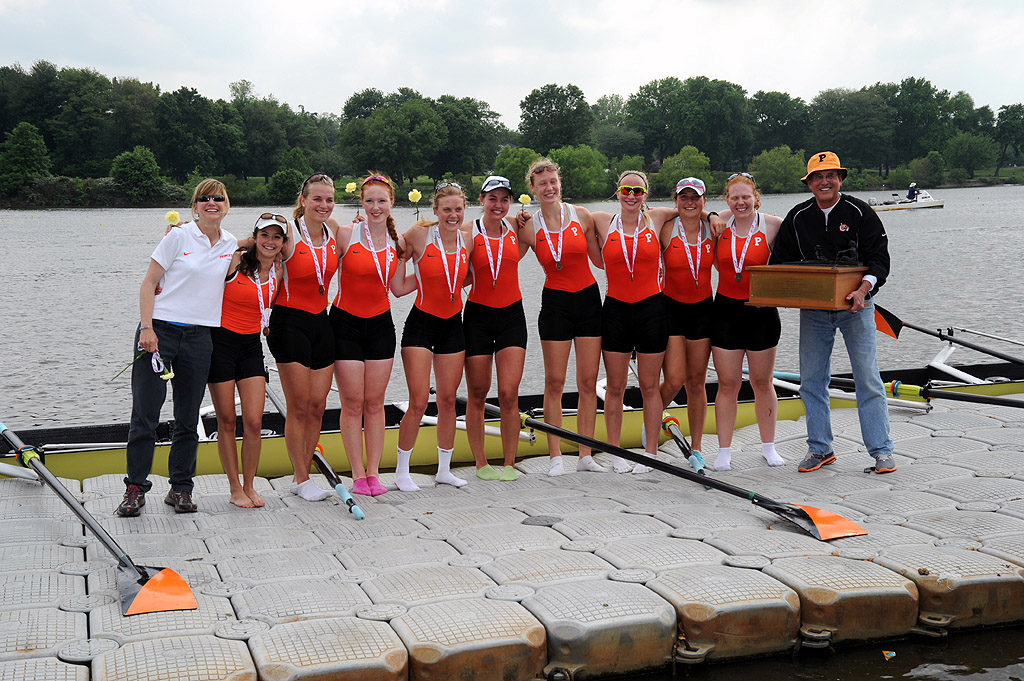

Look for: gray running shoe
[871,454,897,474]
[797,450,836,472]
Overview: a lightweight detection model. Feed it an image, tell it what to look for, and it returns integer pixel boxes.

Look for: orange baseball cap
[801,151,848,182]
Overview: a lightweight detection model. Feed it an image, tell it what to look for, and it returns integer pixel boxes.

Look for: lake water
[1,186,1023,679]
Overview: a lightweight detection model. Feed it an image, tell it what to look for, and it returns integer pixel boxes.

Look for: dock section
[2,401,1024,679]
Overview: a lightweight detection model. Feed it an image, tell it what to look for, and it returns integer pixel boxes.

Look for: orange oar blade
[794,504,868,540]
[121,566,198,616]
[874,305,903,339]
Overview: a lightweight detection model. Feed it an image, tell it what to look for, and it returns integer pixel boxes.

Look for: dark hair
[237,223,287,278]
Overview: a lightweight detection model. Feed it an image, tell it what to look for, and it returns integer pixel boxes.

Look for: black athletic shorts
[664,295,715,340]
[208,327,267,384]
[266,305,334,370]
[330,306,396,361]
[601,294,669,354]
[401,306,465,354]
[463,300,528,357]
[538,283,602,341]
[711,293,781,352]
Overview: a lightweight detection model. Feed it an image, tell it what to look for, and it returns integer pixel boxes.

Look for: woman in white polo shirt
[117,179,238,517]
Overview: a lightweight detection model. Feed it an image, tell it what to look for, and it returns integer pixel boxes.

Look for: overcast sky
[2,0,1021,127]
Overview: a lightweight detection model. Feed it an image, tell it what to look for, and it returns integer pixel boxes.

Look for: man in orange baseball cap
[770,151,897,475]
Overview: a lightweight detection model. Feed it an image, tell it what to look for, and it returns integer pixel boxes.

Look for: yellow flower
[408,189,422,203]
[518,194,532,205]
[160,370,174,381]
[164,211,180,224]
[345,182,357,193]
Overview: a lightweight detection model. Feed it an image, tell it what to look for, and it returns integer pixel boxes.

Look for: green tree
[278,146,313,176]
[426,95,501,182]
[109,145,163,203]
[607,155,647,194]
[492,146,540,197]
[342,88,385,120]
[750,91,809,156]
[0,121,51,196]
[652,146,710,197]
[519,83,593,154]
[340,96,447,185]
[995,103,1024,176]
[47,66,114,177]
[943,132,997,178]
[908,151,945,187]
[808,88,893,171]
[592,94,628,126]
[626,77,687,163]
[887,77,949,165]
[154,87,218,180]
[267,168,306,205]
[748,145,806,194]
[549,144,607,199]
[593,124,644,160]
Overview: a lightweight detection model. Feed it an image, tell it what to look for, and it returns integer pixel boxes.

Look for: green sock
[500,465,518,481]
[476,464,501,480]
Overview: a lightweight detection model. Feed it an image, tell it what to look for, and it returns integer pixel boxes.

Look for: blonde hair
[359,172,404,259]
[190,179,229,218]
[417,183,467,229]
[292,173,335,221]
[724,174,761,210]
[616,169,648,189]
[526,157,560,189]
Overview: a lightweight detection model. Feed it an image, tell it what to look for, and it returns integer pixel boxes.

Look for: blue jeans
[798,300,893,458]
[125,320,213,493]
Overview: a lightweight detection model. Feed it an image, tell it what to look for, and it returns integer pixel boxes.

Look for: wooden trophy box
[746,264,868,310]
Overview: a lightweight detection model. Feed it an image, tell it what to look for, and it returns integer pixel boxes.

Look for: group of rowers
[116,150,897,518]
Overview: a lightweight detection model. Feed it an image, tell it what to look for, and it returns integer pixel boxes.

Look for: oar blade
[119,565,198,616]
[792,503,868,540]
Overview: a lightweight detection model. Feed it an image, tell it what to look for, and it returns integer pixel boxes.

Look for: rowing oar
[0,423,198,616]
[660,413,707,475]
[472,401,865,541]
[875,305,1024,366]
[264,385,364,518]
[774,371,1024,410]
[312,446,365,520]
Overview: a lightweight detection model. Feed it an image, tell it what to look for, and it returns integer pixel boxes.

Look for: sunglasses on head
[435,181,463,191]
[531,164,559,175]
[303,173,334,189]
[259,213,288,225]
[197,194,225,202]
[617,185,647,196]
[728,172,756,185]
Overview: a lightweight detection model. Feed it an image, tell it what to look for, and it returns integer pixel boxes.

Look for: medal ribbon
[676,217,704,283]
[433,224,464,303]
[616,213,644,279]
[298,217,327,293]
[730,212,758,278]
[477,219,505,288]
[251,270,275,331]
[363,221,393,290]
[535,203,565,268]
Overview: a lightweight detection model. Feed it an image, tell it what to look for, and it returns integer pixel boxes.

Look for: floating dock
[3,400,1024,680]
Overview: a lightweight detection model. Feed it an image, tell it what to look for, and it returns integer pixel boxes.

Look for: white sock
[761,442,784,467]
[548,456,565,477]
[395,447,420,492]
[611,455,633,474]
[577,455,606,473]
[435,447,466,487]
[714,447,732,471]
[632,450,654,474]
[296,479,330,501]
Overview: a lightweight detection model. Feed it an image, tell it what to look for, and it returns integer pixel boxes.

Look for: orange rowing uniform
[276,219,338,313]
[602,213,662,303]
[333,224,397,318]
[715,213,771,299]
[221,271,276,334]
[414,224,469,319]
[663,218,714,303]
[533,203,596,292]
[468,218,522,308]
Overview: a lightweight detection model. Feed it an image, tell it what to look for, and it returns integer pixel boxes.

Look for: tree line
[1,60,1023,206]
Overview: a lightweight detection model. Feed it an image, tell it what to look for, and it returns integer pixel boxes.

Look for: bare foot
[244,488,265,507]
[229,490,255,508]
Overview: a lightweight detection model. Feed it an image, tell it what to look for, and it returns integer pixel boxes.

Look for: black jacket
[770,193,890,295]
